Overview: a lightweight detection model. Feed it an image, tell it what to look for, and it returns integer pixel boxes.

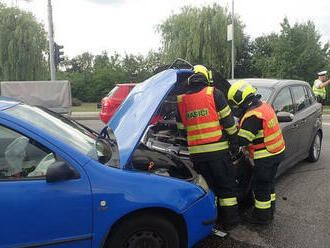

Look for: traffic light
[54,42,64,68]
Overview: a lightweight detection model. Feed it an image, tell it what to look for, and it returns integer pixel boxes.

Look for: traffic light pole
[48,0,56,81]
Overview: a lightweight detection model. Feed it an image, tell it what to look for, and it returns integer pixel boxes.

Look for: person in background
[313,71,330,104]
[176,65,240,231]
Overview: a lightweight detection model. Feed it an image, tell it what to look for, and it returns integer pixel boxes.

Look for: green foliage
[0,3,48,81]
[158,4,246,78]
[72,97,82,106]
[58,51,159,102]
[251,18,329,83]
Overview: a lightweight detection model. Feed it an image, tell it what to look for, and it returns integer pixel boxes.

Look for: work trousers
[192,151,240,227]
[252,153,283,220]
[316,95,325,105]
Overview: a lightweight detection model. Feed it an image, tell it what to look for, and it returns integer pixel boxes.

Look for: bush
[72,97,82,106]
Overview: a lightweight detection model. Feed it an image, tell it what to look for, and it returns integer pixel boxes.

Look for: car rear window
[107,86,119,97]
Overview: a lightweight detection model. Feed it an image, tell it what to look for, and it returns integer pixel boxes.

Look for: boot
[271,201,276,219]
[217,205,241,231]
[242,208,271,225]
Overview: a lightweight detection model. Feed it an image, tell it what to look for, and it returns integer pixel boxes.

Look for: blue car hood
[108,69,192,168]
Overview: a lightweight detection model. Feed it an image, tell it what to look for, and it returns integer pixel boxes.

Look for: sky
[3,0,330,58]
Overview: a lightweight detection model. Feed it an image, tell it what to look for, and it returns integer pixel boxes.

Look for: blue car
[0,68,217,248]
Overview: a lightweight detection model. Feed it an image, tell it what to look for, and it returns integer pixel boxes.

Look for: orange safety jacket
[177,87,226,153]
[239,102,285,159]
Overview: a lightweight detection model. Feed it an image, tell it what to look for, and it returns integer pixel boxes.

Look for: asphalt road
[78,116,330,248]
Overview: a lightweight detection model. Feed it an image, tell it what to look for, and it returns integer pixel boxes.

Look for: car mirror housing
[277,111,294,122]
[46,161,79,183]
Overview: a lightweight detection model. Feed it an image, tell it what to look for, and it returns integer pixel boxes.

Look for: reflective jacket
[239,102,285,159]
[177,87,228,154]
[313,80,326,99]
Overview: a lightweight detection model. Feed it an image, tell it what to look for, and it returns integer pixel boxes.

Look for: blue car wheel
[107,214,180,248]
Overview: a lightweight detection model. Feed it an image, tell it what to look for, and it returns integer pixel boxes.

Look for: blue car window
[0,125,57,179]
[4,104,114,165]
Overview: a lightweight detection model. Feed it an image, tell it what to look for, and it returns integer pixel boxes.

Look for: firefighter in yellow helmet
[228,80,285,224]
[176,65,240,231]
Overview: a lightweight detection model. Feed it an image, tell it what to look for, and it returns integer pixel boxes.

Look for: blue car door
[0,123,93,248]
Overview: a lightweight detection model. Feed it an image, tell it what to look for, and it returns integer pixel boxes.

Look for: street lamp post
[19,0,56,81]
[47,0,56,81]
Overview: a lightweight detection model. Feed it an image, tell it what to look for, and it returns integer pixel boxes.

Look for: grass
[72,102,100,112]
[323,105,330,114]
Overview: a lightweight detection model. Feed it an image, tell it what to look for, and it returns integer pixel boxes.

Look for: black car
[230,78,323,176]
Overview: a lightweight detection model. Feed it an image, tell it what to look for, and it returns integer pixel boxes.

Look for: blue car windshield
[4,104,113,164]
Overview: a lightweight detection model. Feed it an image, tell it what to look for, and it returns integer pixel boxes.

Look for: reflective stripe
[177,95,182,103]
[255,199,271,209]
[186,121,219,132]
[225,124,237,135]
[188,141,229,154]
[238,129,255,142]
[176,122,185,130]
[254,146,285,159]
[206,87,213,95]
[255,130,264,139]
[271,193,276,201]
[267,137,284,151]
[313,84,326,99]
[218,105,231,119]
[264,129,281,143]
[187,130,222,142]
[219,197,238,207]
[240,111,262,126]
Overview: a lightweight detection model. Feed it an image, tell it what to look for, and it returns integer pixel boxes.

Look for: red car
[99,83,136,123]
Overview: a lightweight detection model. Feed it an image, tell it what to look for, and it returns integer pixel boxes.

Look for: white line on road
[323,123,330,126]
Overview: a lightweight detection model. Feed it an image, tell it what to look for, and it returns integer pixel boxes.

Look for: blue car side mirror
[46,162,79,183]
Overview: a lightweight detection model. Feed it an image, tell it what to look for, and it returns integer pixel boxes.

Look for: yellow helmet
[188,65,213,85]
[227,80,257,106]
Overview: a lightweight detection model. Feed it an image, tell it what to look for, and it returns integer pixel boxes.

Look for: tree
[157,4,247,78]
[252,18,329,83]
[0,3,48,81]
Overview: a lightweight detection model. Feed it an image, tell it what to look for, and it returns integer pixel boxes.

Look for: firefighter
[313,71,330,104]
[227,80,285,224]
[176,65,240,231]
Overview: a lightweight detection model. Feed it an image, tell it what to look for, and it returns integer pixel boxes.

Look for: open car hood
[0,97,21,111]
[108,69,193,168]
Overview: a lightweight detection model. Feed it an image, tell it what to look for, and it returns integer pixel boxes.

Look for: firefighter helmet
[227,80,257,106]
[188,65,213,85]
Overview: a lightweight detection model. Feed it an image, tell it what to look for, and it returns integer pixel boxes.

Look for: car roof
[116,83,137,87]
[0,97,21,111]
[230,78,310,88]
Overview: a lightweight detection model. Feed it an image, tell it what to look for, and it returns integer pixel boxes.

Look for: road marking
[323,123,330,126]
